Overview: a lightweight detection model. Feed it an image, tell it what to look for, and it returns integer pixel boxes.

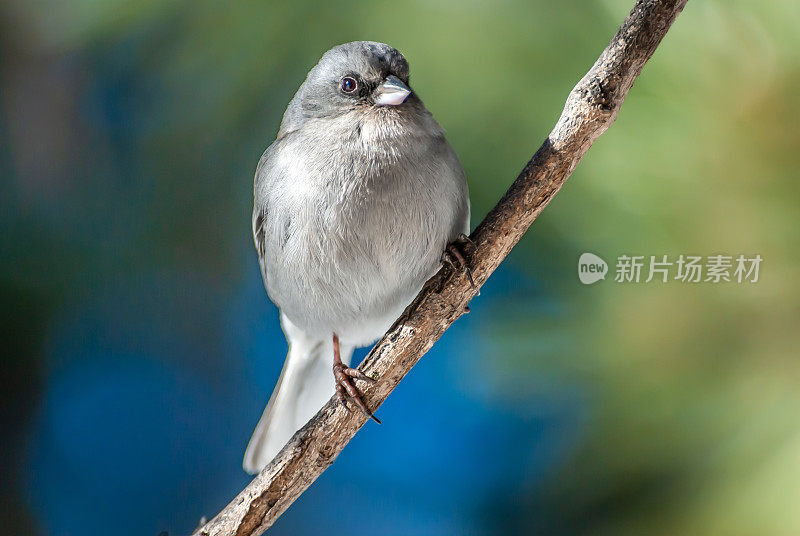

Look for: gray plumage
[244,41,469,473]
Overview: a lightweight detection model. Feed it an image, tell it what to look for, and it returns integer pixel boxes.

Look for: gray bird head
[279,41,416,135]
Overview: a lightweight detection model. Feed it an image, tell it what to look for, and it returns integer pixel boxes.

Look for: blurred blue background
[2,0,799,535]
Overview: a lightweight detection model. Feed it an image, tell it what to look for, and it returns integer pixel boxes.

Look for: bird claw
[344,367,375,382]
[335,383,352,412]
[333,362,381,424]
[442,234,478,293]
[455,233,476,249]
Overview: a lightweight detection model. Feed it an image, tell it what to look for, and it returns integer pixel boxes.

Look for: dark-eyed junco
[244,41,470,473]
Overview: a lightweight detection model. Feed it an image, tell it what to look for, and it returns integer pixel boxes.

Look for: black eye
[340,76,358,94]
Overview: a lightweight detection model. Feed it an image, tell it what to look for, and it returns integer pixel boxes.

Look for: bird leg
[332,333,380,423]
[442,233,478,292]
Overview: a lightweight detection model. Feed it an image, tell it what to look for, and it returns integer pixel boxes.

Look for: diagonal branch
[193,1,688,534]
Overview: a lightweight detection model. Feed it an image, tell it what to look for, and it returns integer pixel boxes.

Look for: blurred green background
[2,0,799,535]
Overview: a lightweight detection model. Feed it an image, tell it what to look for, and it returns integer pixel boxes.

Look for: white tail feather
[243,315,353,474]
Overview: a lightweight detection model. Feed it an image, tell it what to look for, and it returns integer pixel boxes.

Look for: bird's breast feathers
[254,108,468,342]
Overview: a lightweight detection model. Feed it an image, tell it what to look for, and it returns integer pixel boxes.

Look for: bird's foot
[332,333,380,423]
[442,233,478,292]
[333,363,380,423]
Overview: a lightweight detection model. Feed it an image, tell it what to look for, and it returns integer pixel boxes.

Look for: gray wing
[252,138,284,290]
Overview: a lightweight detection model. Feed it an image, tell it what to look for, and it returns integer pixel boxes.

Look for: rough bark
[193,1,689,534]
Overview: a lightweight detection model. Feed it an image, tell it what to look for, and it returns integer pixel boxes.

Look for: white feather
[243,315,353,474]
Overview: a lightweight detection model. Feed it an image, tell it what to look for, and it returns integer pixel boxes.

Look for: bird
[243,41,471,474]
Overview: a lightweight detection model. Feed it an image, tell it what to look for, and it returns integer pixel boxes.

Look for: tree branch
[193,1,688,534]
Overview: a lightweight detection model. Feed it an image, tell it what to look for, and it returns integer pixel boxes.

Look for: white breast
[258,108,469,346]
